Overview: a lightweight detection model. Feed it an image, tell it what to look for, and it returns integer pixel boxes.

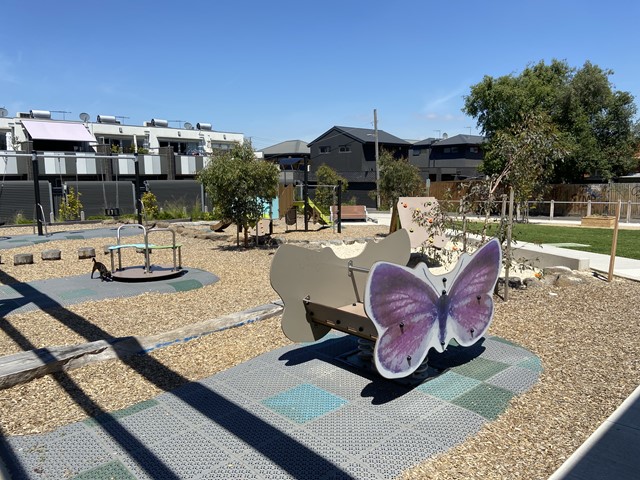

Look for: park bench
[330,205,368,221]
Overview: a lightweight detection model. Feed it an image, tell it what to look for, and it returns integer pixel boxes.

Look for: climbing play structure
[108,224,183,282]
[391,197,448,249]
[270,229,502,379]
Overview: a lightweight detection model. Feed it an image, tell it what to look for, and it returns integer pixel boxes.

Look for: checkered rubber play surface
[0,333,542,479]
[0,268,219,318]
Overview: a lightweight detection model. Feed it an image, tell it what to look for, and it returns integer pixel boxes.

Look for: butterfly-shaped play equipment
[270,229,501,379]
[364,238,501,378]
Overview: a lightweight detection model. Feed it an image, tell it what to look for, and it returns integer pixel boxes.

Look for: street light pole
[374,109,380,210]
[32,151,43,236]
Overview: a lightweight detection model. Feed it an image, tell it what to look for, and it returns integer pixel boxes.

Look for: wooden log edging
[0,301,284,390]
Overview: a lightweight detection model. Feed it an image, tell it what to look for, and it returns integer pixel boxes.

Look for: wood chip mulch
[0,220,639,479]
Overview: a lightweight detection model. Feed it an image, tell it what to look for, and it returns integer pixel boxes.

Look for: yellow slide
[293,199,332,225]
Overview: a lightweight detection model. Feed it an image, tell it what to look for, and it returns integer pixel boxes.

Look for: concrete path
[549,385,640,480]
[0,226,142,250]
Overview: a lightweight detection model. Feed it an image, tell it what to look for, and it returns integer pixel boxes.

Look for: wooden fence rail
[426,181,640,220]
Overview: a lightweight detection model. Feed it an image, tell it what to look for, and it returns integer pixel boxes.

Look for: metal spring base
[358,338,432,379]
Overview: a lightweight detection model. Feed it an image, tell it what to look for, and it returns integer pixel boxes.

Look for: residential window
[338,145,351,153]
[470,146,479,153]
[444,147,451,153]
[412,148,420,156]
[451,147,458,153]
[319,146,331,154]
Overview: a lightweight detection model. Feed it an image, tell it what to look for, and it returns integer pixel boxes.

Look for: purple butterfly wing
[364,262,440,378]
[446,239,502,346]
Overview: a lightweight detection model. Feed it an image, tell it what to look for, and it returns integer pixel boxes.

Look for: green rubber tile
[451,357,509,381]
[58,288,97,300]
[84,399,159,427]
[452,383,514,420]
[417,371,481,401]
[71,460,135,480]
[167,279,203,292]
[65,235,85,240]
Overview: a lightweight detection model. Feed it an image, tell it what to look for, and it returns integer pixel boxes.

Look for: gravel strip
[0,220,638,479]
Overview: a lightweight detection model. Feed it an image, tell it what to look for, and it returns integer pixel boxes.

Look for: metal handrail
[32,203,49,236]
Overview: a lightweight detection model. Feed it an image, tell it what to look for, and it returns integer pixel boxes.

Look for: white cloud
[425,87,466,111]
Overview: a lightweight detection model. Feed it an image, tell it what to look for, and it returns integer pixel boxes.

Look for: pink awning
[21,120,96,142]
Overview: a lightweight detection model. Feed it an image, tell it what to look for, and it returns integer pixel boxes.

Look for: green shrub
[58,187,83,221]
[13,212,32,224]
[141,191,159,218]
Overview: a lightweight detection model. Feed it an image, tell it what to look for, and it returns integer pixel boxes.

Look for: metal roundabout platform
[108,224,183,283]
[110,264,184,282]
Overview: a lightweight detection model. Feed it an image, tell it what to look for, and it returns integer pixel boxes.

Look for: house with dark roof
[410,134,485,181]
[262,140,310,162]
[307,126,410,206]
[262,140,310,186]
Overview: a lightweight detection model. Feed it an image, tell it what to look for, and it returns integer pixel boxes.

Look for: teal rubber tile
[167,279,203,292]
[84,399,159,427]
[71,460,136,479]
[452,383,514,420]
[261,384,347,424]
[57,288,98,300]
[417,371,482,401]
[65,235,85,240]
[451,357,510,381]
[518,356,544,372]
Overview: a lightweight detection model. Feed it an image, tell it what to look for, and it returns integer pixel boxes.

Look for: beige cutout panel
[397,197,448,249]
[270,229,411,343]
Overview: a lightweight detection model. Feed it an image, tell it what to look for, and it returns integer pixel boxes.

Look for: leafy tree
[464,59,639,182]
[487,112,570,211]
[198,140,279,247]
[313,164,348,213]
[378,149,424,210]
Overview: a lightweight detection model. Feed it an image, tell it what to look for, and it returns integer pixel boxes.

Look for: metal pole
[32,151,43,236]
[303,157,309,232]
[134,153,143,225]
[374,108,380,210]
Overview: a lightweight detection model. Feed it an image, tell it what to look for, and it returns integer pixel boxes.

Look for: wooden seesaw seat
[270,229,410,343]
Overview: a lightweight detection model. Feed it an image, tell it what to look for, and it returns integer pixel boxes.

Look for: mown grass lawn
[463,222,640,260]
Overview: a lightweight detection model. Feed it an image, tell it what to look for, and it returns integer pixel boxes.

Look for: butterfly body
[364,239,501,379]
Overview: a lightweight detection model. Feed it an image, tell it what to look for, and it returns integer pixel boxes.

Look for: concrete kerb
[0,301,283,390]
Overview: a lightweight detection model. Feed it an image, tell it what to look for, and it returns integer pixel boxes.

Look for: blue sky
[1,0,638,150]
